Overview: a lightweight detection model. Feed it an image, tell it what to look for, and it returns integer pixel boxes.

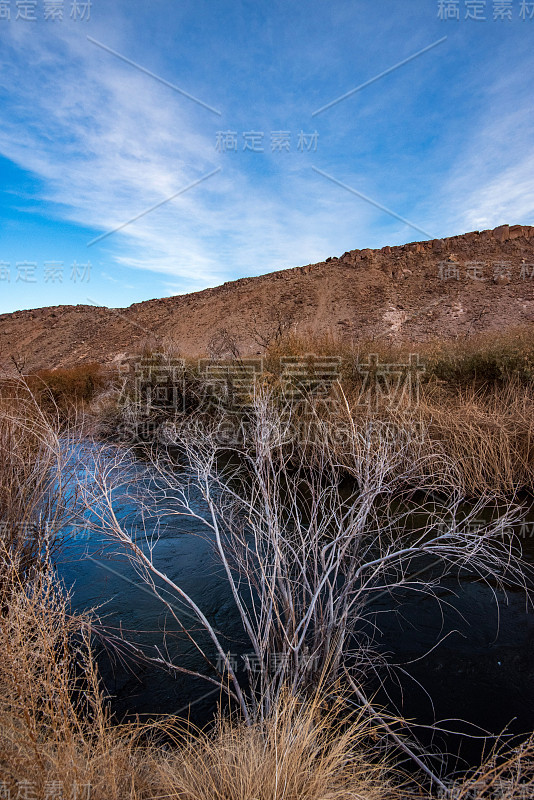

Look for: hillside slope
[1,223,534,372]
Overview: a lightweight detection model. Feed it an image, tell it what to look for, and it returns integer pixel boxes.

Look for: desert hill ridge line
[1,223,534,373]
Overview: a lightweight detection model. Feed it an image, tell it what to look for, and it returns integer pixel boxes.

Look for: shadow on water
[366,545,534,770]
[55,441,534,770]
[56,441,249,726]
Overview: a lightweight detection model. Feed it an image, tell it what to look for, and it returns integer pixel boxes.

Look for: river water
[54,441,534,770]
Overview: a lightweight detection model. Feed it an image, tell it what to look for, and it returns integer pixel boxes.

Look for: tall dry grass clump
[0,551,141,798]
[0,384,155,797]
[0,548,406,800]
[332,378,534,495]
[0,381,82,573]
[155,690,402,800]
[417,380,534,495]
[26,363,106,419]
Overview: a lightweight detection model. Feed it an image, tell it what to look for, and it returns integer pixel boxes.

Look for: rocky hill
[1,223,534,373]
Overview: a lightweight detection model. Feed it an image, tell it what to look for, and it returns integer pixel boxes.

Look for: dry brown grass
[0,552,157,799]
[1,371,534,798]
[0,550,407,800]
[328,379,534,495]
[154,692,402,800]
[418,381,534,495]
[442,735,534,799]
[3,541,534,800]
[0,387,157,797]
[261,327,534,495]
[0,385,75,571]
[27,363,106,418]
[102,327,534,493]
[265,325,534,385]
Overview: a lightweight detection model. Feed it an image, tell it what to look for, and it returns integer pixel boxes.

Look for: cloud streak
[0,22,381,290]
[0,5,533,308]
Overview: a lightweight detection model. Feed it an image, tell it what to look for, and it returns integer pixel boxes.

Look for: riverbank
[83,325,534,496]
[2,549,534,800]
[2,329,534,797]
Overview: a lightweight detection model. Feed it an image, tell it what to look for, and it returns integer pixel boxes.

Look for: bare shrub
[83,386,527,794]
[440,734,534,799]
[0,546,406,799]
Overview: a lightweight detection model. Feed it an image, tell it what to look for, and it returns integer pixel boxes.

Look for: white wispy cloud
[0,20,379,290]
[426,50,534,236]
[2,8,533,301]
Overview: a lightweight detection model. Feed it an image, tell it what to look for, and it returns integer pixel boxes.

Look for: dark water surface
[55,442,534,769]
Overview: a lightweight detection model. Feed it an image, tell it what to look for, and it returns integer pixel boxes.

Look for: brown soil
[1,223,533,372]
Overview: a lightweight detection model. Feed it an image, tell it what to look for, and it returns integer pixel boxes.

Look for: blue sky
[0,0,533,313]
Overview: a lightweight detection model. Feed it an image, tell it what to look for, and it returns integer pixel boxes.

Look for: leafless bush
[0,552,405,800]
[438,733,534,799]
[83,384,528,795]
[251,302,295,350]
[208,327,241,360]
